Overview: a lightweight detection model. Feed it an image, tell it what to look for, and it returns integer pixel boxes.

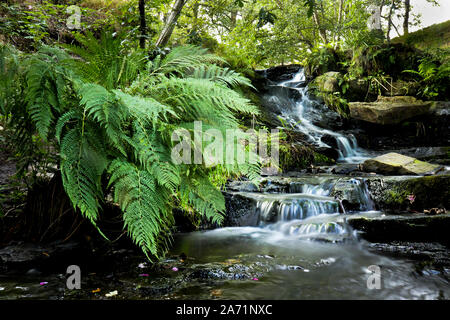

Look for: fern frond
[147,77,259,126]
[113,89,177,125]
[23,46,72,140]
[60,125,107,224]
[108,159,172,259]
[150,45,226,76]
[55,110,80,142]
[189,65,254,89]
[78,83,128,155]
[180,175,225,225]
[64,31,146,89]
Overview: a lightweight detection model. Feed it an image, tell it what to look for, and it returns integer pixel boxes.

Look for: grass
[392,20,450,49]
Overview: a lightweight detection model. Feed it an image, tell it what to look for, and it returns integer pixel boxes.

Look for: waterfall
[237,175,375,239]
[253,193,340,223]
[267,69,370,163]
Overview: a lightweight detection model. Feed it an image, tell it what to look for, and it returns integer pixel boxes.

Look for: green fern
[64,31,147,89]
[0,39,261,260]
[108,159,172,259]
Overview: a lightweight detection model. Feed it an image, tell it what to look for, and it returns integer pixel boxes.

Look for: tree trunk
[386,0,396,41]
[230,9,237,29]
[139,0,146,49]
[334,0,344,45]
[403,0,410,35]
[312,11,328,44]
[155,0,188,48]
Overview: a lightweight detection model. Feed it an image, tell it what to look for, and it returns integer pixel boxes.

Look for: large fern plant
[0,34,260,259]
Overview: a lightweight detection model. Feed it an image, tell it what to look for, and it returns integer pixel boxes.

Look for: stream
[0,69,449,300]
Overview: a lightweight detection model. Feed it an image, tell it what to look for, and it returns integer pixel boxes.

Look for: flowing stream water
[269,69,370,163]
[0,69,449,300]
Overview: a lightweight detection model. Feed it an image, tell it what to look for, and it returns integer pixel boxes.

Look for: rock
[381,80,420,97]
[331,163,361,175]
[0,241,82,274]
[348,96,432,125]
[368,241,450,269]
[226,181,259,193]
[365,174,450,212]
[320,134,338,149]
[255,64,302,83]
[392,147,450,161]
[224,193,259,227]
[347,213,450,244]
[429,101,450,116]
[316,146,340,161]
[424,208,447,216]
[346,78,370,101]
[330,178,374,211]
[311,72,343,93]
[362,152,443,175]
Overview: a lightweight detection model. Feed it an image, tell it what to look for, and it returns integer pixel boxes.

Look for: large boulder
[311,71,343,93]
[348,96,432,125]
[362,152,443,175]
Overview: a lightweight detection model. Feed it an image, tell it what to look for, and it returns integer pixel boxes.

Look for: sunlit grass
[80,0,131,10]
[393,20,450,49]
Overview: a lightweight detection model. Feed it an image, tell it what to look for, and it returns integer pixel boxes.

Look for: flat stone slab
[349,96,431,125]
[363,152,442,175]
[347,213,450,243]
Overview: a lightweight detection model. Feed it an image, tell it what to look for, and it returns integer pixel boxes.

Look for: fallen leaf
[92,288,101,293]
[105,290,118,297]
[225,259,241,265]
[211,289,223,296]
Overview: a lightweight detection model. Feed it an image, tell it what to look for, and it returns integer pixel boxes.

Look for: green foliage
[323,92,350,118]
[392,20,450,50]
[64,31,147,89]
[304,46,347,77]
[403,52,450,99]
[0,36,260,259]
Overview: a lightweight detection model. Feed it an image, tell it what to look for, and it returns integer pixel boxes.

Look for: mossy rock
[348,96,432,125]
[366,174,450,212]
[310,72,343,93]
[363,152,442,175]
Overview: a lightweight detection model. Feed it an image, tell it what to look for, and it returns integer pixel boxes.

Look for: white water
[272,69,370,163]
[226,175,377,242]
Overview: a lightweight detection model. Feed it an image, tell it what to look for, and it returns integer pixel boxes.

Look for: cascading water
[247,178,360,241]
[160,69,450,299]
[268,69,370,163]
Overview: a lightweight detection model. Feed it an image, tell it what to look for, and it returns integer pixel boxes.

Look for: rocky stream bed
[0,66,449,300]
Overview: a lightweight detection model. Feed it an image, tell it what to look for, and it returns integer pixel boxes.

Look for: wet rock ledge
[347,213,450,245]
